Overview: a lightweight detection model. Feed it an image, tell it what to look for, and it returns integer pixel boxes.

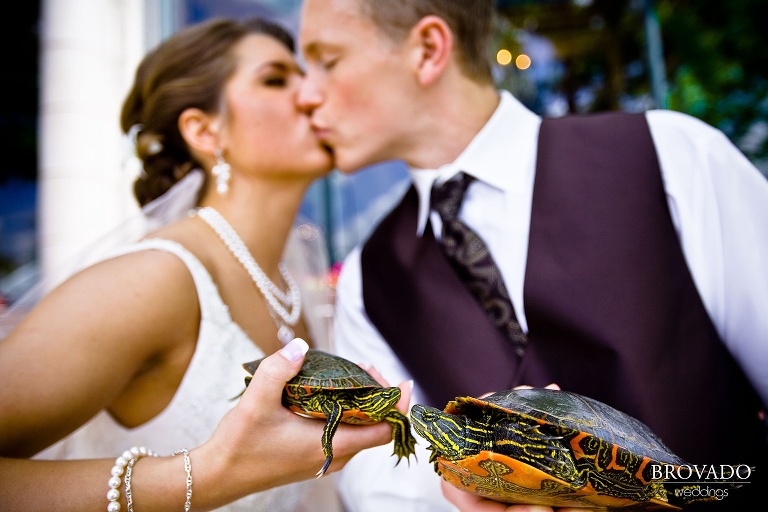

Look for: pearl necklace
[197,206,301,344]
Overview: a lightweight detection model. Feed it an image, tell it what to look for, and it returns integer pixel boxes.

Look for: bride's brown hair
[120,17,295,206]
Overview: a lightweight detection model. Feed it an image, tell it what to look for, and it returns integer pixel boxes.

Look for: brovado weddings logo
[652,463,753,502]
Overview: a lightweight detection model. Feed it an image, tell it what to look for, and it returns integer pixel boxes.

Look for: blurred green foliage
[659,0,768,161]
[496,0,768,164]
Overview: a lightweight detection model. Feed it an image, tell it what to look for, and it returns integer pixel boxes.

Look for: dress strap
[107,238,232,326]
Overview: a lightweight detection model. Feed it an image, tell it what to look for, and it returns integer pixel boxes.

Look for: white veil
[0,169,334,347]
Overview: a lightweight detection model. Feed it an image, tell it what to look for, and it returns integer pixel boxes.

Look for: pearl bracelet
[107,446,157,512]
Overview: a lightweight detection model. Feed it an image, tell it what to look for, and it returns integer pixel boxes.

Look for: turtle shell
[243,349,383,424]
[281,348,381,389]
[243,349,417,477]
[447,388,685,467]
[412,388,706,510]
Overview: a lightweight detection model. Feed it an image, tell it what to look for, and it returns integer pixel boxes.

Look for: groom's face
[298,0,418,173]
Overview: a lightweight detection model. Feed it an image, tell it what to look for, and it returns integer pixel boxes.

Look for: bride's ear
[178,107,219,155]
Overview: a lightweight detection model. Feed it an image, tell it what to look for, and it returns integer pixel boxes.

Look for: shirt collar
[409,90,541,235]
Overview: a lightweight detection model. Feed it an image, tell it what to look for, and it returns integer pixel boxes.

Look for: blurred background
[1,0,767,307]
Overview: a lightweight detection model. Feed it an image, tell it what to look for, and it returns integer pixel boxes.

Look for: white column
[38,0,148,285]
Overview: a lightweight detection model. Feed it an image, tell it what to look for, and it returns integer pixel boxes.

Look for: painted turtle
[411,388,735,509]
[243,349,417,477]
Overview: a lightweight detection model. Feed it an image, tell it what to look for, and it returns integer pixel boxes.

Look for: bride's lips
[311,124,331,143]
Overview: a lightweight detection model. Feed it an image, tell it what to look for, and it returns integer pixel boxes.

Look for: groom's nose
[296,74,324,114]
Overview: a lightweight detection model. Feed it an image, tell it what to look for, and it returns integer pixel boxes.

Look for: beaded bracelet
[172,449,193,512]
[107,446,157,512]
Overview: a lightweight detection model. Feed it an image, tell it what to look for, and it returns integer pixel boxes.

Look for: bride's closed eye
[264,75,287,87]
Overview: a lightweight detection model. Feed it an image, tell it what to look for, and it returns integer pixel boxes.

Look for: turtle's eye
[423,410,439,422]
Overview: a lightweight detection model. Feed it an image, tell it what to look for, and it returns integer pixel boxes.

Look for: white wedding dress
[34,238,342,511]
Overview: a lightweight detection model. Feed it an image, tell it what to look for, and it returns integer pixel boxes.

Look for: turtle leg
[317,401,344,478]
[383,410,418,465]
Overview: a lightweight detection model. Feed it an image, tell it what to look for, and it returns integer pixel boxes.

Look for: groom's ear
[178,107,220,155]
[408,15,453,87]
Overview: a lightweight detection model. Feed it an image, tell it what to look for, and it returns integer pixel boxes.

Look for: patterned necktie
[431,172,528,354]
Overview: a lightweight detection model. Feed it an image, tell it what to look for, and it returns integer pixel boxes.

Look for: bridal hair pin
[127,123,163,157]
[127,123,144,148]
[147,139,163,156]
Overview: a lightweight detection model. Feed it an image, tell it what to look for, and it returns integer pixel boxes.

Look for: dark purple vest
[360,113,766,494]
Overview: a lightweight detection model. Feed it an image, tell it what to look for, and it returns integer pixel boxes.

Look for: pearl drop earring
[211,149,231,195]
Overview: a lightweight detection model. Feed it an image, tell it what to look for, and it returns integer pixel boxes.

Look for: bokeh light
[496,49,513,66]
[515,54,532,70]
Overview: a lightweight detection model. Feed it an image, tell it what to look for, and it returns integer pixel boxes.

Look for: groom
[297,1,768,511]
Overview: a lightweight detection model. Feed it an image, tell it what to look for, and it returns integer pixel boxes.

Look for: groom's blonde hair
[358,0,496,84]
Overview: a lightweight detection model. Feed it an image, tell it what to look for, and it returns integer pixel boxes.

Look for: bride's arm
[0,252,399,511]
[0,339,399,512]
[0,251,199,457]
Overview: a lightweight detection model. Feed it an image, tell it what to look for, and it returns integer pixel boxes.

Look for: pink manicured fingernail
[280,337,309,362]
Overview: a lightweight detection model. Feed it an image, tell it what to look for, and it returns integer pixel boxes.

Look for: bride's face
[220,34,333,179]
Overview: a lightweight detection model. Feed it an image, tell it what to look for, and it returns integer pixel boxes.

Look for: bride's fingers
[240,338,308,411]
[361,364,388,386]
[396,379,413,413]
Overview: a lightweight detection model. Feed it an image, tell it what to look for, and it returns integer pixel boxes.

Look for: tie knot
[431,172,475,220]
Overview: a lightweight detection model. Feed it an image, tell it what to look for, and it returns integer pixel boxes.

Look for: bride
[0,16,408,512]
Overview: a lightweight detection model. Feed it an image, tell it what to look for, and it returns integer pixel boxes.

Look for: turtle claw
[393,446,418,467]
[316,457,332,478]
[385,410,419,466]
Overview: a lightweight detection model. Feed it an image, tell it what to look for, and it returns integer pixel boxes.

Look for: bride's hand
[192,338,398,509]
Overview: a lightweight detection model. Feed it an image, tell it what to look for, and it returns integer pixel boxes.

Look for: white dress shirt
[332,90,768,512]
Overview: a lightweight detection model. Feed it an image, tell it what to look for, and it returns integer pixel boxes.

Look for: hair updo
[120,17,295,207]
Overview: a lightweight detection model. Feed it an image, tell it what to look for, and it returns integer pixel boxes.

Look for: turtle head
[230,361,260,401]
[241,359,262,389]
[410,404,474,460]
[352,386,402,416]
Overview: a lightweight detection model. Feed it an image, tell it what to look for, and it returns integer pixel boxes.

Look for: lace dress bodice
[35,238,340,511]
